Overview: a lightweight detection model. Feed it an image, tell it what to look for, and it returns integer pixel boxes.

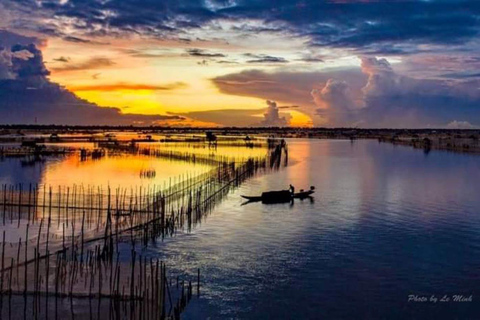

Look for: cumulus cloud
[258,100,289,127]
[11,44,50,85]
[170,101,293,127]
[0,44,49,87]
[212,68,367,125]
[311,79,357,126]
[11,49,34,60]
[309,57,480,127]
[212,69,367,108]
[212,56,480,128]
[446,121,478,129]
[0,50,14,79]
[361,57,398,97]
[356,57,480,127]
[316,80,355,110]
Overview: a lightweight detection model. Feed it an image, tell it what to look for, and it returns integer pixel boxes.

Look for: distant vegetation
[1,125,479,154]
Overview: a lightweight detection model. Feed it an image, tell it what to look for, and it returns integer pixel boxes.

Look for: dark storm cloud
[4,1,480,54]
[0,30,44,48]
[12,0,217,38]
[263,1,480,50]
[10,44,50,81]
[228,1,480,53]
[0,82,184,125]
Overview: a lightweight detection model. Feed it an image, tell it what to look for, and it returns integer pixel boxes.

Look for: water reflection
[0,153,213,189]
[0,156,46,185]
[0,138,266,189]
[145,139,480,319]
[43,153,213,188]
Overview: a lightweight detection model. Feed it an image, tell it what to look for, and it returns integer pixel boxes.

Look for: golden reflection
[145,144,268,159]
[41,154,213,188]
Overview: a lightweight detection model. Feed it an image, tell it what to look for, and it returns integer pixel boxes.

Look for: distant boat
[241,187,315,204]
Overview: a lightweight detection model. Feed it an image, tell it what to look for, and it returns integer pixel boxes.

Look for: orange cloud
[51,57,115,72]
[68,82,187,92]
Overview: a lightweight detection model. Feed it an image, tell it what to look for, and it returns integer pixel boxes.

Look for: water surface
[147,139,480,319]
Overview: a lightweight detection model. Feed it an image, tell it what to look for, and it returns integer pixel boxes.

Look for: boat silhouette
[241,186,315,204]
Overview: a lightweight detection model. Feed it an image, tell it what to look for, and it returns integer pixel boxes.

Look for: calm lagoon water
[1,138,479,319]
[145,139,480,319]
[0,140,266,188]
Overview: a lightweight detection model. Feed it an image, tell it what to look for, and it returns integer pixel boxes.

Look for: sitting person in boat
[289,184,295,195]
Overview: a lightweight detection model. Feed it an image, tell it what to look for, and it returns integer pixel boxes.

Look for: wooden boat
[293,189,315,199]
[241,187,315,204]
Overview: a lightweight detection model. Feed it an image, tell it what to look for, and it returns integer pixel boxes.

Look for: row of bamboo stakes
[0,140,288,319]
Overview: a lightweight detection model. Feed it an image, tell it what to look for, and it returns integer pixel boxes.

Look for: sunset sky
[1,0,480,127]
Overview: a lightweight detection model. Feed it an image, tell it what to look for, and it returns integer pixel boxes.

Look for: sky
[0,0,480,127]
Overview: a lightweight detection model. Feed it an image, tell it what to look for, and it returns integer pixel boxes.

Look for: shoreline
[1,127,479,155]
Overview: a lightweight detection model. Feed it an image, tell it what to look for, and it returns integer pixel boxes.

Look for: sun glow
[41,33,322,126]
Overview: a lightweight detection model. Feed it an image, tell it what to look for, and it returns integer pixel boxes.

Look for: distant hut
[21,140,37,148]
[49,133,60,142]
[206,131,217,147]
[423,137,432,150]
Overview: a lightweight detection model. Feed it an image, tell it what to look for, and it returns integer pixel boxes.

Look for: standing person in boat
[289,184,295,196]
